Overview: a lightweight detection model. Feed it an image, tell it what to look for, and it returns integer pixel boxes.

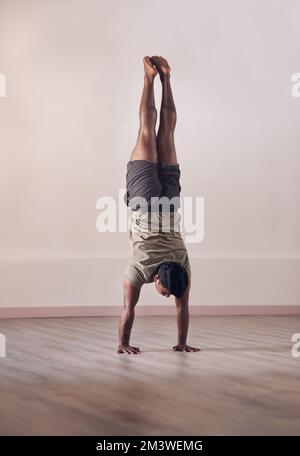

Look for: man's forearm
[118,279,141,353]
[118,307,135,346]
[176,305,189,345]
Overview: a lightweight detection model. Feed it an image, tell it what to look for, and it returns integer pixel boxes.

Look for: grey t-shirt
[124,210,191,289]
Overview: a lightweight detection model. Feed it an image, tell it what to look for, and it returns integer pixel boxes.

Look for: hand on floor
[117,344,141,354]
[172,344,201,352]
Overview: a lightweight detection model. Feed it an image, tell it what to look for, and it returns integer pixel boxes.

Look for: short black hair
[156,261,189,299]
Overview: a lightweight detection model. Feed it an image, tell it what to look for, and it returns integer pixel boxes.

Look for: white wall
[0,0,299,311]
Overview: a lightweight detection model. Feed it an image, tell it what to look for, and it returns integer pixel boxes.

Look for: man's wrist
[119,341,129,347]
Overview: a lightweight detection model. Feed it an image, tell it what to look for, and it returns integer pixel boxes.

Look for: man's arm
[117,277,141,354]
[173,281,201,352]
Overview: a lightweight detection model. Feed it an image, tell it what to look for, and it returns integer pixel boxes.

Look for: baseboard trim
[0,305,299,319]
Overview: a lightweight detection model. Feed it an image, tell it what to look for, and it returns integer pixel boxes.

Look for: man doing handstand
[118,56,200,354]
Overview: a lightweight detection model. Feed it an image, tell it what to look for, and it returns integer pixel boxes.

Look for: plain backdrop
[0,0,299,309]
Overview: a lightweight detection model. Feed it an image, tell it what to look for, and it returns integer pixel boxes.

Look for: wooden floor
[0,315,299,436]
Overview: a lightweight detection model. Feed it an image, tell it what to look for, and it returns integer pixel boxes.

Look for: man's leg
[151,56,178,164]
[130,56,158,162]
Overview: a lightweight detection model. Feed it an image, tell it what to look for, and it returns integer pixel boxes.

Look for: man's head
[154,261,189,299]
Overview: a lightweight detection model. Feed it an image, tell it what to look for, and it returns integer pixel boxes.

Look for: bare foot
[143,56,158,80]
[117,344,141,354]
[172,344,201,352]
[150,55,171,79]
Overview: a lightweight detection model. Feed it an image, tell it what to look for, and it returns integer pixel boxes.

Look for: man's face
[154,276,171,298]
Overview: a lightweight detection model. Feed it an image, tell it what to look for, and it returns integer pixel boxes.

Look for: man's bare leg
[130,56,158,162]
[151,56,177,164]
